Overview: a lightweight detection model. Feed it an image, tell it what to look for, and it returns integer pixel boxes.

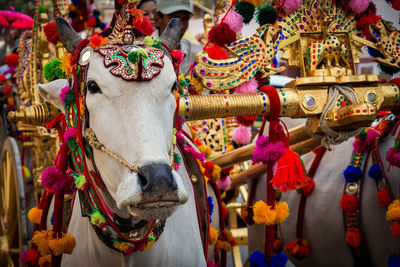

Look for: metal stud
[191,175,198,184]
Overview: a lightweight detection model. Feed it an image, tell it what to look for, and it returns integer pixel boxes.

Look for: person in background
[156,0,202,74]
[138,0,159,36]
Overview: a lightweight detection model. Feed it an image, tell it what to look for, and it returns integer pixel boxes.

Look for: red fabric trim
[39,191,54,230]
[211,182,227,267]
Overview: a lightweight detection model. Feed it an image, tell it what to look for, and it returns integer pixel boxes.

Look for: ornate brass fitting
[7,102,59,126]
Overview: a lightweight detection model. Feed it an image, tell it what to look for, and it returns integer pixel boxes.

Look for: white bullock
[36,18,218,266]
[248,118,400,267]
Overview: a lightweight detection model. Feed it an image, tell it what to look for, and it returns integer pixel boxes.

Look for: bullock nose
[137,163,177,194]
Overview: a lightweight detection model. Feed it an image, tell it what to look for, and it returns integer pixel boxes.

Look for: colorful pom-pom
[88,35,108,48]
[340,194,358,212]
[234,79,258,94]
[249,250,266,267]
[20,248,39,266]
[365,129,379,146]
[44,22,59,45]
[86,16,97,27]
[274,201,289,223]
[271,149,307,192]
[349,0,370,14]
[377,188,391,207]
[388,253,400,267]
[49,233,76,255]
[343,165,362,183]
[386,148,400,167]
[232,126,252,146]
[282,0,302,14]
[208,23,236,46]
[207,260,218,267]
[216,176,231,190]
[38,256,50,267]
[208,196,214,222]
[90,208,107,227]
[143,36,163,49]
[253,200,276,225]
[44,58,67,82]
[74,174,87,190]
[209,226,219,245]
[386,200,400,221]
[256,5,277,26]
[205,44,229,60]
[286,238,311,259]
[6,53,19,67]
[299,178,315,196]
[32,231,52,255]
[390,221,400,237]
[236,116,256,127]
[28,207,43,224]
[4,86,12,95]
[357,12,382,39]
[252,136,286,165]
[0,74,5,83]
[128,48,149,64]
[218,10,244,33]
[171,50,184,64]
[235,1,255,24]
[368,164,382,180]
[134,16,154,36]
[41,166,74,194]
[345,230,361,247]
[60,54,73,77]
[392,0,400,10]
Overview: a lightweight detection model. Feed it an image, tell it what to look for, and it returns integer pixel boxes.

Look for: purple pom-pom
[343,165,362,183]
[20,250,29,265]
[41,166,75,194]
[63,127,78,141]
[59,86,71,104]
[253,135,286,165]
[353,139,366,153]
[386,148,400,167]
[282,0,302,14]
[350,0,370,14]
[368,164,382,180]
[185,146,206,162]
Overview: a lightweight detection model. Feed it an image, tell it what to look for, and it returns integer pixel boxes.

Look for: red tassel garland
[390,221,400,237]
[340,194,358,212]
[345,230,361,247]
[270,149,307,192]
[285,238,311,259]
[205,44,229,60]
[44,22,59,45]
[208,23,236,46]
[377,188,391,207]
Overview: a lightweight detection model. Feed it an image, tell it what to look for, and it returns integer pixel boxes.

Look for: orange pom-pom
[88,35,108,48]
[274,201,289,224]
[198,144,212,159]
[286,238,311,259]
[209,227,218,245]
[38,256,50,267]
[32,231,52,255]
[386,200,400,221]
[270,149,307,192]
[28,207,43,225]
[345,230,361,247]
[221,230,233,243]
[273,238,282,252]
[215,240,231,252]
[252,200,276,225]
[211,164,221,183]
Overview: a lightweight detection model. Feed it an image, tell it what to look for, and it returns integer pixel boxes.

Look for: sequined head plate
[97,45,165,81]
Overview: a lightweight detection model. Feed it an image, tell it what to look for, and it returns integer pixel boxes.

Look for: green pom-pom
[378,63,400,76]
[127,48,149,64]
[235,1,255,24]
[67,138,77,149]
[90,209,106,226]
[174,152,182,164]
[43,58,67,82]
[143,36,163,49]
[256,5,277,25]
[74,174,87,190]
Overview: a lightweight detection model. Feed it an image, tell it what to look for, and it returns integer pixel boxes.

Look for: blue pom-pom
[249,251,267,267]
[367,46,384,58]
[100,22,107,30]
[71,0,80,5]
[368,164,382,180]
[269,253,288,267]
[208,196,214,223]
[192,62,198,78]
[343,165,362,183]
[388,253,400,267]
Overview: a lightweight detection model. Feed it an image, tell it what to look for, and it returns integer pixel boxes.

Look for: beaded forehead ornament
[81,1,165,81]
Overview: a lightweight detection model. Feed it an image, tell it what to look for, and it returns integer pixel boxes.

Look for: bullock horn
[55,17,83,53]
[159,18,181,51]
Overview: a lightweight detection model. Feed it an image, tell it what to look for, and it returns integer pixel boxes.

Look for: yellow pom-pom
[274,201,289,224]
[61,234,76,254]
[32,231,52,256]
[198,145,212,159]
[386,200,400,221]
[252,200,276,225]
[190,77,204,94]
[209,226,219,245]
[211,164,221,183]
[189,125,198,139]
[242,0,264,7]
[22,166,31,178]
[114,241,132,253]
[226,145,235,153]
[60,54,73,77]
[28,207,43,225]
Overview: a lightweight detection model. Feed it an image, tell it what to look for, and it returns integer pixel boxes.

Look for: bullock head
[38,17,188,221]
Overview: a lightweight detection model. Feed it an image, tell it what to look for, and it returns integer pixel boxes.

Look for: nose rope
[84,128,175,173]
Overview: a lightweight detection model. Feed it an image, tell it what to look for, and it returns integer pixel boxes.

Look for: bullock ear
[37,79,68,113]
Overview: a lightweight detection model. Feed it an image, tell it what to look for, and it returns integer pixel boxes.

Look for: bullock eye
[171,81,178,93]
[86,80,102,94]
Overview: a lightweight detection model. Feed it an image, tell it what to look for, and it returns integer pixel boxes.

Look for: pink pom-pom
[207,260,218,267]
[218,10,244,33]
[350,0,370,14]
[282,0,303,14]
[233,79,258,94]
[185,146,206,162]
[41,166,74,194]
[232,126,251,145]
[216,176,231,190]
[252,135,286,165]
[386,148,400,167]
[365,129,379,146]
[63,127,78,141]
[59,86,71,104]
[352,139,366,153]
